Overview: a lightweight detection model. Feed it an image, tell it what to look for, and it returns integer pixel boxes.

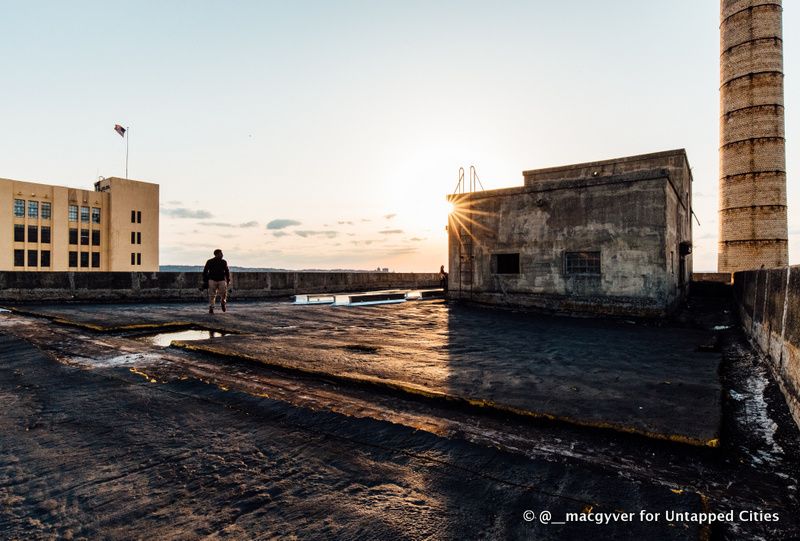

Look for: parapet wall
[0,271,440,303]
[733,266,800,428]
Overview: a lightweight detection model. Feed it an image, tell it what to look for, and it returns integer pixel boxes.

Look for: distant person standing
[203,249,231,314]
[439,264,448,291]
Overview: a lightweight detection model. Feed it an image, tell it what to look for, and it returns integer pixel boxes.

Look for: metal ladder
[452,166,484,297]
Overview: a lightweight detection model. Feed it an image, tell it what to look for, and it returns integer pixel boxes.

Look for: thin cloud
[267,219,302,230]
[166,200,182,205]
[200,220,259,228]
[337,221,354,225]
[272,231,290,238]
[161,207,213,219]
[384,213,396,220]
[378,229,403,235]
[199,222,234,228]
[295,230,339,239]
[409,237,425,242]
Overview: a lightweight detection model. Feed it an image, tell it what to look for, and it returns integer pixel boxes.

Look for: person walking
[439,264,448,291]
[203,249,231,314]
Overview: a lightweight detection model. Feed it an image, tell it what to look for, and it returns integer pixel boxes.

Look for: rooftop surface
[8,299,721,445]
[1,294,798,539]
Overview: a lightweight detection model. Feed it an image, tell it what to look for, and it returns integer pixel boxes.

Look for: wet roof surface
[0,333,705,540]
[1,295,798,539]
[9,299,721,444]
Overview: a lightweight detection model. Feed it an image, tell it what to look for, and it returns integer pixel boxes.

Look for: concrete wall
[692,272,732,284]
[0,271,440,303]
[734,266,800,428]
[446,150,692,317]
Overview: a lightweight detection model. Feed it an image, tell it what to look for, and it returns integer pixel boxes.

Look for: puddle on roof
[142,329,229,347]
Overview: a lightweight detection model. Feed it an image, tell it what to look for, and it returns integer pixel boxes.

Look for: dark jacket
[203,257,230,282]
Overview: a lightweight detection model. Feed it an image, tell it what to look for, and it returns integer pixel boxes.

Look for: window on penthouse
[14,224,24,242]
[68,205,78,222]
[92,207,101,224]
[92,230,100,246]
[14,250,24,267]
[28,201,38,219]
[492,253,520,275]
[80,229,89,245]
[14,199,24,217]
[80,252,89,268]
[80,206,89,222]
[41,202,52,220]
[27,250,38,267]
[41,250,51,268]
[41,226,51,244]
[68,251,78,268]
[27,225,38,243]
[69,228,78,245]
[564,251,601,276]
[91,253,100,268]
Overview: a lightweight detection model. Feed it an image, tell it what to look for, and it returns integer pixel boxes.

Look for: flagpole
[125,126,129,179]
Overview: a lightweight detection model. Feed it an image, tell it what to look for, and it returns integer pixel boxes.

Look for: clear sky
[1,1,798,271]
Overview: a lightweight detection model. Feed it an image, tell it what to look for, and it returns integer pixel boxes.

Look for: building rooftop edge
[0,176,158,191]
[448,169,671,202]
[521,148,689,177]
[99,177,160,187]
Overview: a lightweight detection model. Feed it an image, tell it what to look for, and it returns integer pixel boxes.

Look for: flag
[114,124,126,137]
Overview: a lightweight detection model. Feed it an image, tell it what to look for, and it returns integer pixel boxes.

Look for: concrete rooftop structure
[447,150,693,317]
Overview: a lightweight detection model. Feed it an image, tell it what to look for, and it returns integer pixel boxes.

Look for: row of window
[13,199,103,223]
[14,225,104,246]
[69,251,101,268]
[13,250,52,268]
[13,200,52,219]
[68,205,101,224]
[13,249,102,268]
[68,228,101,246]
[14,225,51,244]
[491,251,602,276]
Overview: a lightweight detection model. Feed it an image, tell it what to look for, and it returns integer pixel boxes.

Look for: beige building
[0,176,159,272]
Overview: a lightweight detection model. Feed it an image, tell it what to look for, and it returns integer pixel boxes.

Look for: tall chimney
[719,0,788,272]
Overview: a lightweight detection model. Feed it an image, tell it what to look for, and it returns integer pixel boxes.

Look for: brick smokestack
[719,0,788,272]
